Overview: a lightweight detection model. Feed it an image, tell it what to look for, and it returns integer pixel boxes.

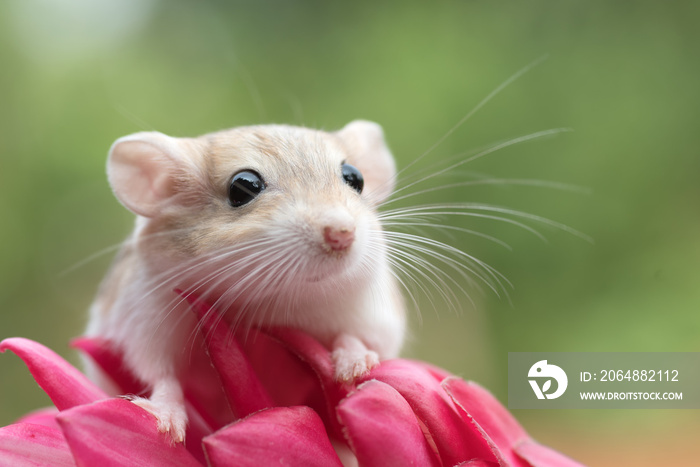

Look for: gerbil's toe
[332,348,380,383]
[130,396,188,443]
[365,350,380,369]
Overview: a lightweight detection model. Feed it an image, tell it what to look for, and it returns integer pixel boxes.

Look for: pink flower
[0,294,584,466]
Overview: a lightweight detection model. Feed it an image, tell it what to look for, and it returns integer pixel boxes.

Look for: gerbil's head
[107,121,396,315]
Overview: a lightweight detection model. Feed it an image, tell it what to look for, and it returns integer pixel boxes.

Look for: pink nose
[323,226,355,251]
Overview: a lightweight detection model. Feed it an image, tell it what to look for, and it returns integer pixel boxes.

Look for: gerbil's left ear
[336,120,396,205]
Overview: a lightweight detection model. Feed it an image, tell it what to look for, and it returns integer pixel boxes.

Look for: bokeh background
[1,1,698,465]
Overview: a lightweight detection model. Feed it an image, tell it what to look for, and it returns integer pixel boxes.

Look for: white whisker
[384,236,502,299]
[381,209,548,242]
[386,178,590,207]
[386,128,573,203]
[366,55,550,202]
[380,221,512,250]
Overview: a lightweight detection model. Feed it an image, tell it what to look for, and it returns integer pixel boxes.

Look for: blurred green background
[1,1,698,464]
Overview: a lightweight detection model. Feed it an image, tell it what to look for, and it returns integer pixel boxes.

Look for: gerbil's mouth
[304,245,362,284]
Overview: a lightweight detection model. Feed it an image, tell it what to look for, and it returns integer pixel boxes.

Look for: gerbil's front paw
[331,334,381,383]
[332,346,380,383]
[129,396,188,443]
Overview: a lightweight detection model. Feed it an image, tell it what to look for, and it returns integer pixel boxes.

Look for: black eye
[228,170,265,207]
[341,163,363,194]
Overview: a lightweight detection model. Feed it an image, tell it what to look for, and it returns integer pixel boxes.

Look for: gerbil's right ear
[336,120,397,205]
[107,132,202,218]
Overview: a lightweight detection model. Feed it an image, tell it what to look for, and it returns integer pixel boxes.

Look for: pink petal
[237,328,350,445]
[239,328,321,408]
[0,423,75,466]
[337,380,440,467]
[442,377,529,466]
[0,338,107,411]
[180,339,235,431]
[72,337,216,463]
[263,327,351,439]
[411,359,453,382]
[56,398,201,467]
[16,407,60,430]
[182,401,214,465]
[179,291,274,419]
[514,440,586,467]
[178,291,349,438]
[74,335,231,434]
[203,406,343,467]
[455,461,500,466]
[366,360,500,466]
[443,379,584,467]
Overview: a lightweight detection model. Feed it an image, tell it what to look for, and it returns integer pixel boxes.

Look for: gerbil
[86,121,405,442]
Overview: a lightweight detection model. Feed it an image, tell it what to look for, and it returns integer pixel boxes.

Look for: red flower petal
[337,379,441,467]
[454,461,500,466]
[179,291,275,419]
[263,327,351,439]
[56,399,201,467]
[182,401,214,465]
[203,406,343,467]
[0,338,107,410]
[180,339,235,431]
[0,423,75,467]
[16,407,60,430]
[72,337,218,464]
[442,378,587,467]
[366,359,500,466]
[238,328,321,408]
[514,439,586,467]
[177,291,351,439]
[442,377,528,466]
[73,335,231,436]
[412,360,453,382]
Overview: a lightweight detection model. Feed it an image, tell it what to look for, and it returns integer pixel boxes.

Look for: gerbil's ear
[336,120,396,204]
[107,131,202,218]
